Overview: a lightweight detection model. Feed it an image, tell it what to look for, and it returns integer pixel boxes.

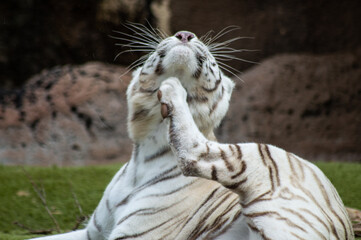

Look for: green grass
[0,162,360,240]
[0,164,121,240]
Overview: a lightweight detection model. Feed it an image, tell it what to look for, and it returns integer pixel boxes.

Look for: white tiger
[31,26,249,239]
[157,78,354,240]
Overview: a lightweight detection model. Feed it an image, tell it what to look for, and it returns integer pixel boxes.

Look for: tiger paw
[158,77,187,118]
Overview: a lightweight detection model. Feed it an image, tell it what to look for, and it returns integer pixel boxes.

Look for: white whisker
[123,22,162,43]
[208,36,253,50]
[117,41,156,48]
[118,49,155,54]
[199,29,215,43]
[217,62,244,82]
[210,49,259,54]
[213,54,258,65]
[206,25,241,45]
[111,31,158,47]
[111,22,164,64]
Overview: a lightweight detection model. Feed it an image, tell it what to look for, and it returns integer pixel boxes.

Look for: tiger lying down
[157,78,354,240]
[33,26,353,240]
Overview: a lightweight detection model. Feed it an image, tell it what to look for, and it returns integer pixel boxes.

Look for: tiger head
[124,26,236,142]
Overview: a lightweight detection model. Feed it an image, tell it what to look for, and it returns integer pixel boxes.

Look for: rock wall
[0,62,133,165]
[216,50,361,162]
[1,0,360,88]
[0,0,360,164]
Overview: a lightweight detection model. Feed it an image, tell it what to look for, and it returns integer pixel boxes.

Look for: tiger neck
[129,121,216,186]
[129,120,176,186]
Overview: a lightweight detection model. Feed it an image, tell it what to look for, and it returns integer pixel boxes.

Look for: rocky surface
[0,0,360,164]
[216,50,361,162]
[0,62,133,165]
[0,0,157,89]
[1,0,360,89]
[0,50,360,165]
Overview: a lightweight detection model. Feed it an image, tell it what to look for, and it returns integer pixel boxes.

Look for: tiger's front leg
[157,78,257,190]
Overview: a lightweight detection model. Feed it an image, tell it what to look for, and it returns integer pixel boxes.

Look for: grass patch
[0,164,121,239]
[0,162,360,239]
[316,162,361,210]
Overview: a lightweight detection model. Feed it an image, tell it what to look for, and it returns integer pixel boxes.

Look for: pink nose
[175,31,195,43]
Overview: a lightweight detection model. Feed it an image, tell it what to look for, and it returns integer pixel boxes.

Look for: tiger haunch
[158,77,354,240]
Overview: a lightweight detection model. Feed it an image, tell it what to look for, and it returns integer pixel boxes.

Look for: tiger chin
[31,28,251,240]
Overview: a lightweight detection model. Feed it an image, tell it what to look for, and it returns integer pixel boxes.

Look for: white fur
[158,77,354,240]
[31,32,246,240]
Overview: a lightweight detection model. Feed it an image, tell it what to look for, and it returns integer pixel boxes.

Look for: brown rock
[0,62,132,166]
[216,50,361,162]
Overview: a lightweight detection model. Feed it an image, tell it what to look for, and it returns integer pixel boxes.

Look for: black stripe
[265,145,280,187]
[224,177,247,190]
[242,190,272,208]
[93,210,102,232]
[244,211,307,233]
[193,54,205,79]
[198,142,210,159]
[117,198,185,225]
[235,144,243,160]
[179,187,221,232]
[139,87,158,94]
[116,166,179,207]
[219,148,234,171]
[106,199,111,213]
[188,192,234,239]
[268,166,275,192]
[186,95,208,103]
[131,108,150,122]
[290,178,340,239]
[155,61,163,75]
[115,217,171,239]
[211,165,218,180]
[142,180,196,199]
[144,146,171,163]
[202,79,221,92]
[230,161,247,179]
[87,230,92,240]
[257,144,267,166]
[158,49,166,58]
[282,207,327,240]
[299,208,331,234]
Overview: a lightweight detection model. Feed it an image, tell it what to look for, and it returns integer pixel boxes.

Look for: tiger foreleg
[158,78,261,191]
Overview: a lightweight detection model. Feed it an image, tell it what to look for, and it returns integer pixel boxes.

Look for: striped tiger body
[157,78,354,240]
[32,29,249,240]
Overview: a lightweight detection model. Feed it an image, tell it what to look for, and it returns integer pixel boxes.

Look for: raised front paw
[157,77,187,118]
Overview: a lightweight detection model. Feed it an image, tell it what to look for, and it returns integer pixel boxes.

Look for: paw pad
[160,102,169,118]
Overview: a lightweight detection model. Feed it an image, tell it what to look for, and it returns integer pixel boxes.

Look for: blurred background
[0,0,360,165]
